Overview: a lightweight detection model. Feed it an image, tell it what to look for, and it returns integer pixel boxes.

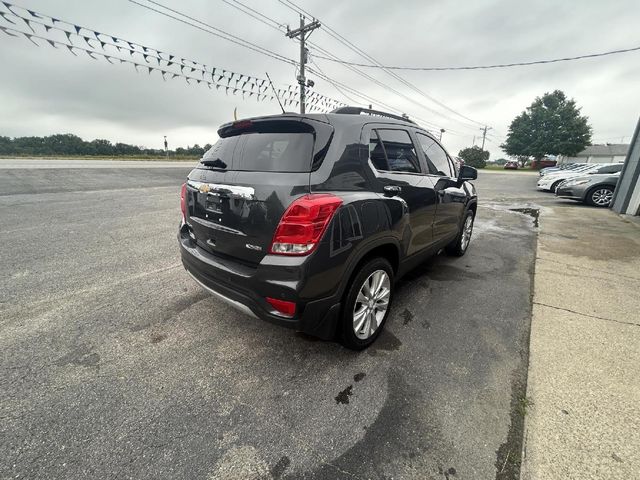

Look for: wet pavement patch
[401,308,414,325]
[509,208,540,227]
[270,455,291,478]
[335,385,353,404]
[54,345,100,368]
[150,333,167,343]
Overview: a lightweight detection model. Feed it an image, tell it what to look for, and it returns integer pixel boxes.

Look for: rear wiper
[200,158,227,169]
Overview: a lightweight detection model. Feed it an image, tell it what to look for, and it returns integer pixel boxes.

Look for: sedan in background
[504,161,519,170]
[537,163,623,192]
[539,162,587,176]
[556,172,621,207]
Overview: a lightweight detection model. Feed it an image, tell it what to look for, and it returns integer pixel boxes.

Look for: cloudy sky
[1,0,639,158]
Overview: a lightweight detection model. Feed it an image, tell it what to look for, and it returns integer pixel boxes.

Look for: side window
[374,129,420,173]
[416,133,453,176]
[368,130,388,170]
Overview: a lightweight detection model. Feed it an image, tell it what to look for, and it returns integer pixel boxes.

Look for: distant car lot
[1,163,540,479]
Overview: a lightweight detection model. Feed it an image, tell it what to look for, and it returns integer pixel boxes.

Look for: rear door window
[416,133,453,176]
[369,129,421,173]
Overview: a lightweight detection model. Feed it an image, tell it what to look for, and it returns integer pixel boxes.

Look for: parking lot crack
[533,302,640,327]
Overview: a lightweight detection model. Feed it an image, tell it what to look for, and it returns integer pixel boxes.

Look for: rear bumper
[178,229,341,340]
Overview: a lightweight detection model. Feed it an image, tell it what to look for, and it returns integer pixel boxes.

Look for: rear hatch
[185,116,333,265]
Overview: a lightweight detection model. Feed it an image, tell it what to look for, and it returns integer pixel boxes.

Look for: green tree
[458,145,489,169]
[501,90,592,165]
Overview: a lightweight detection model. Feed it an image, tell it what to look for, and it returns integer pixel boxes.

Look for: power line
[279,0,486,129]
[213,0,445,131]
[128,0,296,66]
[312,44,640,71]
[213,0,468,134]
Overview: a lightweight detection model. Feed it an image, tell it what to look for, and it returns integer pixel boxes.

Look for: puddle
[509,207,540,227]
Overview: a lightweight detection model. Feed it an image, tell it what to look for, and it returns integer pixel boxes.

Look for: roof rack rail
[330,106,417,125]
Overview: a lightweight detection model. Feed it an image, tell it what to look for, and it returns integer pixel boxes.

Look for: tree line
[0,133,212,157]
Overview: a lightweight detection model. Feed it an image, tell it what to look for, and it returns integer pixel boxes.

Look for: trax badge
[199,183,210,194]
[245,244,262,251]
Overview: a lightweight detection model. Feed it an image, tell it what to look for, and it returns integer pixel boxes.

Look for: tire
[339,257,394,350]
[550,179,563,192]
[586,185,615,207]
[445,210,475,257]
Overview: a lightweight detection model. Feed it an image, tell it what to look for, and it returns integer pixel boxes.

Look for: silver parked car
[555,172,621,207]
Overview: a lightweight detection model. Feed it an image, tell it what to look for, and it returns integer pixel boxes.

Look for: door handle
[383,185,402,196]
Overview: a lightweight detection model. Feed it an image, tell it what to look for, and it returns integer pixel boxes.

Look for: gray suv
[178,107,478,349]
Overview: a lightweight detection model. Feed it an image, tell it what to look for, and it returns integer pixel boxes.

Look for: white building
[558,144,629,164]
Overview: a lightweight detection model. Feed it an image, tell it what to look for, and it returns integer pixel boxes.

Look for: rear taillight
[266,297,296,317]
[180,183,187,221]
[269,194,343,255]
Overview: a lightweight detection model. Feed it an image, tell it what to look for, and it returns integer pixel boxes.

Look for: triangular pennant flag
[147,66,153,74]
[51,17,60,24]
[111,36,118,43]
[65,44,77,55]
[0,26,19,37]
[99,41,106,49]
[46,39,57,48]
[93,31,101,40]
[22,32,39,46]
[160,70,167,80]
[169,54,174,61]
[233,88,238,95]
[119,58,127,64]
[128,41,135,50]
[166,61,173,67]
[85,50,98,60]
[211,67,216,75]
[115,45,123,52]
[21,17,35,33]
[142,54,150,62]
[27,9,43,19]
[104,55,115,64]
[83,36,93,48]
[0,12,17,24]
[44,25,52,32]
[180,65,185,73]
[172,73,180,79]
[206,82,211,89]
[185,78,191,84]
[74,25,81,34]
[215,84,220,90]
[142,46,149,52]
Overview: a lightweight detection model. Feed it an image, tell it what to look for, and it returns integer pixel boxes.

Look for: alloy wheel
[461,214,474,251]
[352,269,391,340]
[592,188,613,206]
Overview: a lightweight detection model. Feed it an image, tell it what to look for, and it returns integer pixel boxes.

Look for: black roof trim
[330,106,417,125]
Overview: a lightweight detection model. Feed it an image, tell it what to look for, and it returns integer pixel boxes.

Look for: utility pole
[164,135,168,158]
[480,126,492,151]
[286,15,320,114]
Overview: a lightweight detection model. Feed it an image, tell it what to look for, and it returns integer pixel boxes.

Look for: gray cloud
[1,0,639,155]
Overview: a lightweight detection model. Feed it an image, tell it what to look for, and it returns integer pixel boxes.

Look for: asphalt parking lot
[1,163,546,479]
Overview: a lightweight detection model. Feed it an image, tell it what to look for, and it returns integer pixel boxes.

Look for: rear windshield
[202,132,314,172]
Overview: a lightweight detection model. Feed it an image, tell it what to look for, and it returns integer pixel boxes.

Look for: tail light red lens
[266,297,296,317]
[270,194,343,255]
[180,183,187,221]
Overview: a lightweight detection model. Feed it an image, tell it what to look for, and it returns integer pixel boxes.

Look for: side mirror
[458,165,477,181]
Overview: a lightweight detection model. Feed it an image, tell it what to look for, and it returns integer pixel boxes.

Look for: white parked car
[536,163,624,192]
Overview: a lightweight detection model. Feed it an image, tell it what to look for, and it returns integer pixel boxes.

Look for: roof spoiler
[330,106,417,125]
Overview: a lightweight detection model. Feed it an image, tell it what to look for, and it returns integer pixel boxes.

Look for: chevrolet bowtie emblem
[199,183,210,194]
